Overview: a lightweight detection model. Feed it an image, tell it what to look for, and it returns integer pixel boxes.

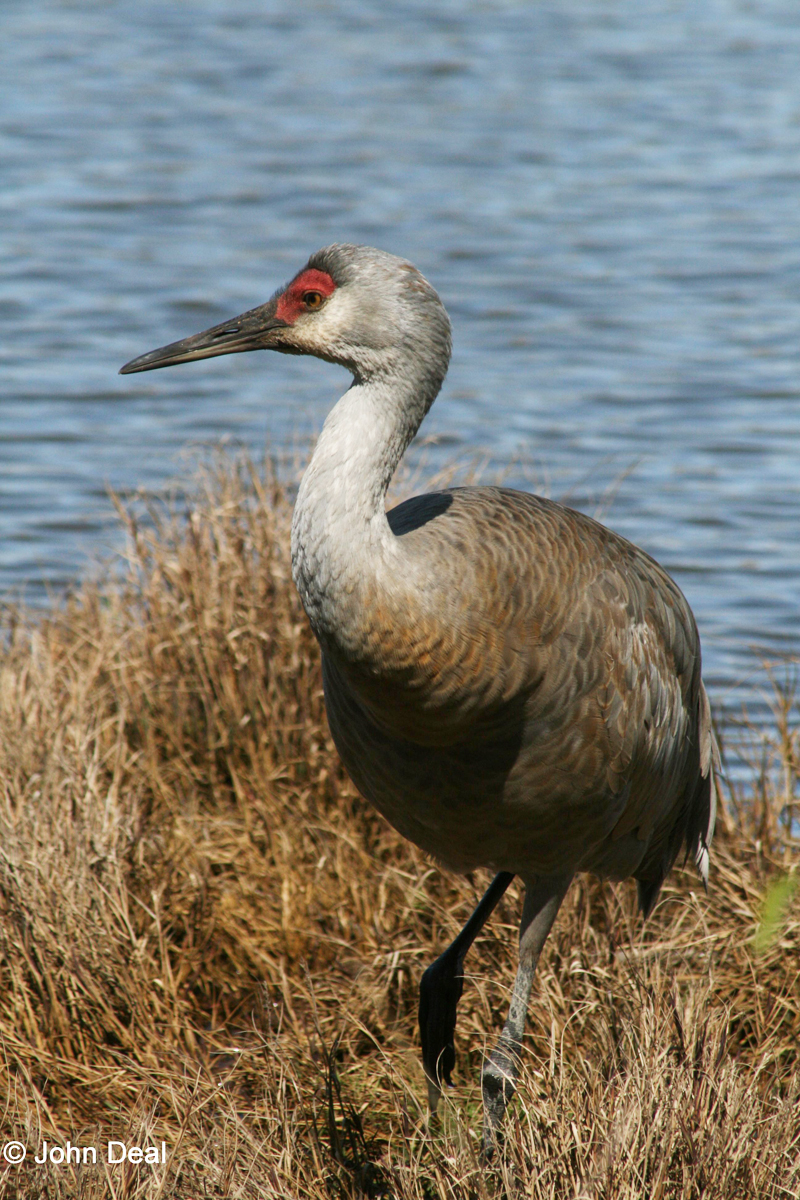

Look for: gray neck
[291,357,445,651]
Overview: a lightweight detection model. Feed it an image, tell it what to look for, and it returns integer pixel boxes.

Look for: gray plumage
[120,243,716,1150]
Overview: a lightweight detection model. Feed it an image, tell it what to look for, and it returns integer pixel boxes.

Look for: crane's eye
[303,291,324,309]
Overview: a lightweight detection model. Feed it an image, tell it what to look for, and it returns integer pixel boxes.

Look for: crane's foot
[418,943,465,1111]
[480,1044,518,1158]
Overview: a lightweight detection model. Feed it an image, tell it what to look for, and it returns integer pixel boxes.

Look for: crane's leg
[481,872,572,1154]
[419,871,514,1110]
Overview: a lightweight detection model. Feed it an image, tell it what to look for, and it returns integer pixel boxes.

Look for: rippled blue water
[3,0,800,723]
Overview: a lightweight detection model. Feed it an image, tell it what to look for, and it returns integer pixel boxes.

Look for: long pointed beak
[119,298,289,374]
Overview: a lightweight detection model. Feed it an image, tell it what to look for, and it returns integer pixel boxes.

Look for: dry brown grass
[0,455,798,1199]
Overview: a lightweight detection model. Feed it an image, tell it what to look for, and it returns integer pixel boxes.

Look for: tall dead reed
[0,456,797,1199]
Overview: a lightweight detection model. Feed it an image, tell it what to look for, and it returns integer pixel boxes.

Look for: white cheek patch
[290,290,355,350]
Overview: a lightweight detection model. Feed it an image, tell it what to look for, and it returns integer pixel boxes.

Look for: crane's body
[121,243,716,1150]
[316,486,712,892]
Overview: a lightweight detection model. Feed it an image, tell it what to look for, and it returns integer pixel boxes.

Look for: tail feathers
[637,877,663,920]
[637,684,717,919]
[690,684,717,891]
[695,840,710,890]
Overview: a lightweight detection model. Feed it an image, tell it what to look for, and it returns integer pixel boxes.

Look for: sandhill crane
[120,244,716,1149]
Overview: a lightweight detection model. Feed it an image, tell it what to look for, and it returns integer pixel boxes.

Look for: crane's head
[119,244,451,383]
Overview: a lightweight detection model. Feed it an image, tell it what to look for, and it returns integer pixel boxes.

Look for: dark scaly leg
[419,871,514,1109]
[482,872,572,1155]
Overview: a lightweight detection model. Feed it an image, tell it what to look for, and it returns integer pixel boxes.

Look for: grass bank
[0,457,797,1199]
